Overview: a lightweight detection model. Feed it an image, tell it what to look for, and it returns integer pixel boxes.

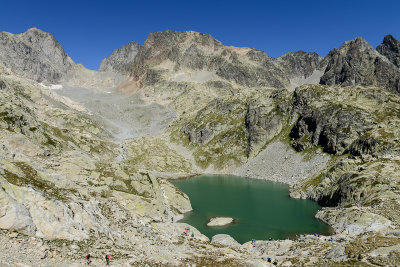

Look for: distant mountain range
[1,27,398,93]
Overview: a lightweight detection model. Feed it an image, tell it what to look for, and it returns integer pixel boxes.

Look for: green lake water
[172,175,332,244]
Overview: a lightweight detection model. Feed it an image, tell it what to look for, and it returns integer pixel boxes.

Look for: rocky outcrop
[183,98,245,146]
[288,84,400,251]
[180,97,250,169]
[289,84,400,158]
[0,183,36,235]
[207,217,234,227]
[179,89,292,169]
[0,172,112,241]
[320,37,400,94]
[211,234,240,247]
[245,100,283,157]
[99,41,140,74]
[377,35,400,68]
[290,85,374,155]
[316,207,392,235]
[0,27,74,83]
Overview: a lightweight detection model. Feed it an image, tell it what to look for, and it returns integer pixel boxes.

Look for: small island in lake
[207,217,234,227]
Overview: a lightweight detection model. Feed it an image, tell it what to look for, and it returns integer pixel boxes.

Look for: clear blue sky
[1,0,399,70]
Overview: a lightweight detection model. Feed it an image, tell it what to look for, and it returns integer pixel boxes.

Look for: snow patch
[50,84,63,90]
[289,69,324,91]
[39,83,63,90]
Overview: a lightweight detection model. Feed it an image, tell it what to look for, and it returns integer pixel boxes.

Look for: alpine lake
[172,175,332,244]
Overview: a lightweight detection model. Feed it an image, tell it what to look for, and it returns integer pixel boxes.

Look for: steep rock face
[182,98,245,146]
[320,37,400,94]
[377,34,400,68]
[289,84,400,159]
[179,97,249,169]
[99,41,140,74]
[290,85,374,155]
[177,89,289,169]
[245,100,283,157]
[0,27,74,83]
[277,51,322,79]
[289,84,400,240]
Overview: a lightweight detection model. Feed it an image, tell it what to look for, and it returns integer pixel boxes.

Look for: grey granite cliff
[0,27,74,83]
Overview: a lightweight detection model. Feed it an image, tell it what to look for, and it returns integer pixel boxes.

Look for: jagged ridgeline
[0,27,399,266]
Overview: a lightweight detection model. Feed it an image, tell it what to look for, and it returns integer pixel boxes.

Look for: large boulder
[0,184,36,235]
[325,245,347,260]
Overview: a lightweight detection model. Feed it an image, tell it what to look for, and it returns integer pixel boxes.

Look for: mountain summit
[320,36,400,93]
[0,27,74,83]
[99,41,140,74]
[2,28,399,94]
[377,34,400,68]
[100,30,400,94]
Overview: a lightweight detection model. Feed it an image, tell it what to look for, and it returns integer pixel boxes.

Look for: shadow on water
[172,175,333,244]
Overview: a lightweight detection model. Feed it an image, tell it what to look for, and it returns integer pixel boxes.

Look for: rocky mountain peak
[99,41,140,73]
[340,36,375,52]
[320,36,400,93]
[126,29,318,90]
[133,30,223,68]
[143,30,223,51]
[127,30,290,89]
[0,27,74,83]
[377,34,400,68]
